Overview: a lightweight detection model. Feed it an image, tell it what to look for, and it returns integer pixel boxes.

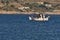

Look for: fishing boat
[29,13,50,21]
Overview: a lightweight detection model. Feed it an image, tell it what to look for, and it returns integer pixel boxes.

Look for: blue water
[0,14,60,40]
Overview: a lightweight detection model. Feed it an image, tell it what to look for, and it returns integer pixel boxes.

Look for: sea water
[0,14,60,40]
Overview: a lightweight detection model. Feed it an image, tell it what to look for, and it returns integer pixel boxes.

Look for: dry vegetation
[0,0,60,14]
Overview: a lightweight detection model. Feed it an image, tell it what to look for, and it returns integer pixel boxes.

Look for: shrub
[10,5,15,8]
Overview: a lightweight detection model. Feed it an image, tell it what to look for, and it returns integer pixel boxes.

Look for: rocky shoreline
[0,10,60,15]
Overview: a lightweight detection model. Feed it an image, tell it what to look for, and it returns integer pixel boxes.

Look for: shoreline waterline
[0,10,60,15]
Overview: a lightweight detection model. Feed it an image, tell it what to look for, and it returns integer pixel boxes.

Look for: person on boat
[37,13,43,18]
[37,14,40,18]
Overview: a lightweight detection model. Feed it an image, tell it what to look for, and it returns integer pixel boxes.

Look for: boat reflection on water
[29,12,50,21]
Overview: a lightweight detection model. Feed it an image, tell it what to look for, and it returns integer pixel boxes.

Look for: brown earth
[0,10,60,15]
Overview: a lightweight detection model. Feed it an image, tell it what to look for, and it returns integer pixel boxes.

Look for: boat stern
[29,16,32,20]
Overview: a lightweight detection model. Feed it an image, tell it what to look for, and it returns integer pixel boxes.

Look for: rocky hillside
[0,0,60,3]
[0,0,60,13]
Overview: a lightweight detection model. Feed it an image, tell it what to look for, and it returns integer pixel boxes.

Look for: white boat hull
[29,16,50,21]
